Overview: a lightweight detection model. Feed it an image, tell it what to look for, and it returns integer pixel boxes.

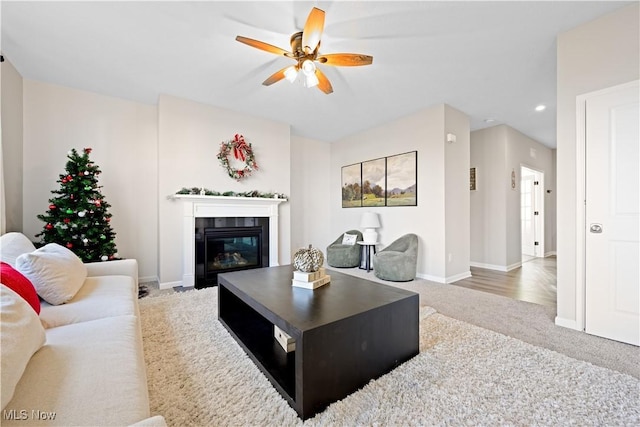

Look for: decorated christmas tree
[36,148,118,262]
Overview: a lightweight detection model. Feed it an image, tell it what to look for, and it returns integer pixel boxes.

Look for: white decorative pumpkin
[293,245,324,272]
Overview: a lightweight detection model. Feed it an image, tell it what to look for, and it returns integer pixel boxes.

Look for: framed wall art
[470,167,477,191]
[341,163,362,208]
[341,151,417,208]
[362,157,386,207]
[386,151,417,206]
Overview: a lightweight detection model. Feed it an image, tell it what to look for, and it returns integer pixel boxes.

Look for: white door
[585,81,639,346]
[521,167,544,259]
[521,173,536,257]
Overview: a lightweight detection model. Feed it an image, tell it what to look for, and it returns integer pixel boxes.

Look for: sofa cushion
[3,315,151,426]
[16,243,87,305]
[1,285,46,410]
[1,262,41,314]
[40,275,138,328]
[0,232,37,267]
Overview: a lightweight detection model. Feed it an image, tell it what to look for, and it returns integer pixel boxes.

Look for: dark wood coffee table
[218,265,419,420]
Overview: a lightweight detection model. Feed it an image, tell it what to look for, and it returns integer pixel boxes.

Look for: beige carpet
[139,288,639,426]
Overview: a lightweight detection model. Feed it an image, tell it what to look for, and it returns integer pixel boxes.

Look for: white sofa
[0,232,165,426]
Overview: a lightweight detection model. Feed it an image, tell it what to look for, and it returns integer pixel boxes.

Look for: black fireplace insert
[195,217,269,288]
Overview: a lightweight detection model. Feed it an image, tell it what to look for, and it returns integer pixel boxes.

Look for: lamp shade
[360,212,381,229]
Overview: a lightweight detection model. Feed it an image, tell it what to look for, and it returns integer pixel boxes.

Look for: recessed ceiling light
[535,104,546,112]
[484,118,496,123]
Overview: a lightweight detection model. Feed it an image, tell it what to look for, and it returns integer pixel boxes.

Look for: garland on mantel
[175,187,288,200]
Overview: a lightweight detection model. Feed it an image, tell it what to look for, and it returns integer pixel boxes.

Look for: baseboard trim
[469,261,522,272]
[446,271,472,283]
[545,251,557,257]
[139,275,159,284]
[470,262,508,272]
[159,280,183,290]
[506,261,522,271]
[416,273,446,283]
[555,316,580,331]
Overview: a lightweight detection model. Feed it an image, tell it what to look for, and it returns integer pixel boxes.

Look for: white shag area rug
[139,288,640,426]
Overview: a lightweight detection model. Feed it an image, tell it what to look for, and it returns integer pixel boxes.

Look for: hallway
[452,256,557,307]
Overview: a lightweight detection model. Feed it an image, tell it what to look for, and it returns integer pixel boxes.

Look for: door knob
[590,223,603,233]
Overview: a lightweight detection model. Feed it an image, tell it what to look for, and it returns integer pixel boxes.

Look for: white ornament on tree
[101,255,108,261]
[78,211,86,217]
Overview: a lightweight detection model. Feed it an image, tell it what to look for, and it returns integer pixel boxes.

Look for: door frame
[574,79,639,332]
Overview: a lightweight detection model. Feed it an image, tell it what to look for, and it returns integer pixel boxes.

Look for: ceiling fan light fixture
[301,59,316,76]
[236,6,372,94]
[304,72,319,88]
[284,66,298,83]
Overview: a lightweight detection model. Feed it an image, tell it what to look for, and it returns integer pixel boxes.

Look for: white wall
[21,80,159,280]
[444,105,471,280]
[330,104,470,283]
[556,3,639,327]
[1,58,24,232]
[470,124,555,270]
[470,126,508,268]
[290,135,331,259]
[157,95,291,286]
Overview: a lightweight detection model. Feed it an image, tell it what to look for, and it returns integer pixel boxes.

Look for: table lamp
[360,212,381,243]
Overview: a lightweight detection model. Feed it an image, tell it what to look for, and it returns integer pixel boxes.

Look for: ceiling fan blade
[317,53,373,67]
[236,36,291,57]
[262,66,290,86]
[301,7,325,54]
[316,68,333,94]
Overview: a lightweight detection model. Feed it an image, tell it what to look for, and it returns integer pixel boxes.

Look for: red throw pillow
[1,261,41,314]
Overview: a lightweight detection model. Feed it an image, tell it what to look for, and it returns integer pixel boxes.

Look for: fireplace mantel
[171,195,285,287]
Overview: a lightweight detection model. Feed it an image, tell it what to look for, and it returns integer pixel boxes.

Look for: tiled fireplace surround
[172,195,285,288]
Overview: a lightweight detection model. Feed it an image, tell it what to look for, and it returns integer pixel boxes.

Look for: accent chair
[372,233,418,281]
[326,230,363,268]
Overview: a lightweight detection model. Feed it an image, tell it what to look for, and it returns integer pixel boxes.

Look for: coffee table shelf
[218,265,418,419]
[219,285,296,399]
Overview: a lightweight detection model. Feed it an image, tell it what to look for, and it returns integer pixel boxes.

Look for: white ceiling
[1,1,632,148]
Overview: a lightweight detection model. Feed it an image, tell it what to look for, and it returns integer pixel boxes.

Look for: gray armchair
[326,230,363,268]
[373,233,418,281]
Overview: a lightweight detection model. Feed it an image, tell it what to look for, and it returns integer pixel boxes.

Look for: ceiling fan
[236,7,373,94]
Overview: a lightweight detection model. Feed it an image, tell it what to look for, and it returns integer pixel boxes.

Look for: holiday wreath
[217,134,258,181]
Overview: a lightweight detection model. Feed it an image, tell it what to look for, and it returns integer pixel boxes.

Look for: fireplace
[171,194,285,289]
[195,217,269,288]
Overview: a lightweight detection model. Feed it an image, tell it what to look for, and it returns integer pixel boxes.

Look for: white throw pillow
[1,285,46,410]
[0,232,38,267]
[16,243,87,305]
[341,233,357,245]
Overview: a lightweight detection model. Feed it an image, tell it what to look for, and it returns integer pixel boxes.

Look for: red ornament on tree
[49,204,56,210]
[105,217,111,222]
[64,218,71,224]
[66,243,73,249]
[95,200,102,207]
[66,175,73,181]
[46,223,53,230]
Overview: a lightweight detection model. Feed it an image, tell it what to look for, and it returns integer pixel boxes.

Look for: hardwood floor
[452,256,557,307]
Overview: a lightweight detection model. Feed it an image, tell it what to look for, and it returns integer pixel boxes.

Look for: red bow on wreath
[233,134,248,161]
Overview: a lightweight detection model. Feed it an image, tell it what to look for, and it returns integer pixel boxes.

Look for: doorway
[520,166,544,262]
